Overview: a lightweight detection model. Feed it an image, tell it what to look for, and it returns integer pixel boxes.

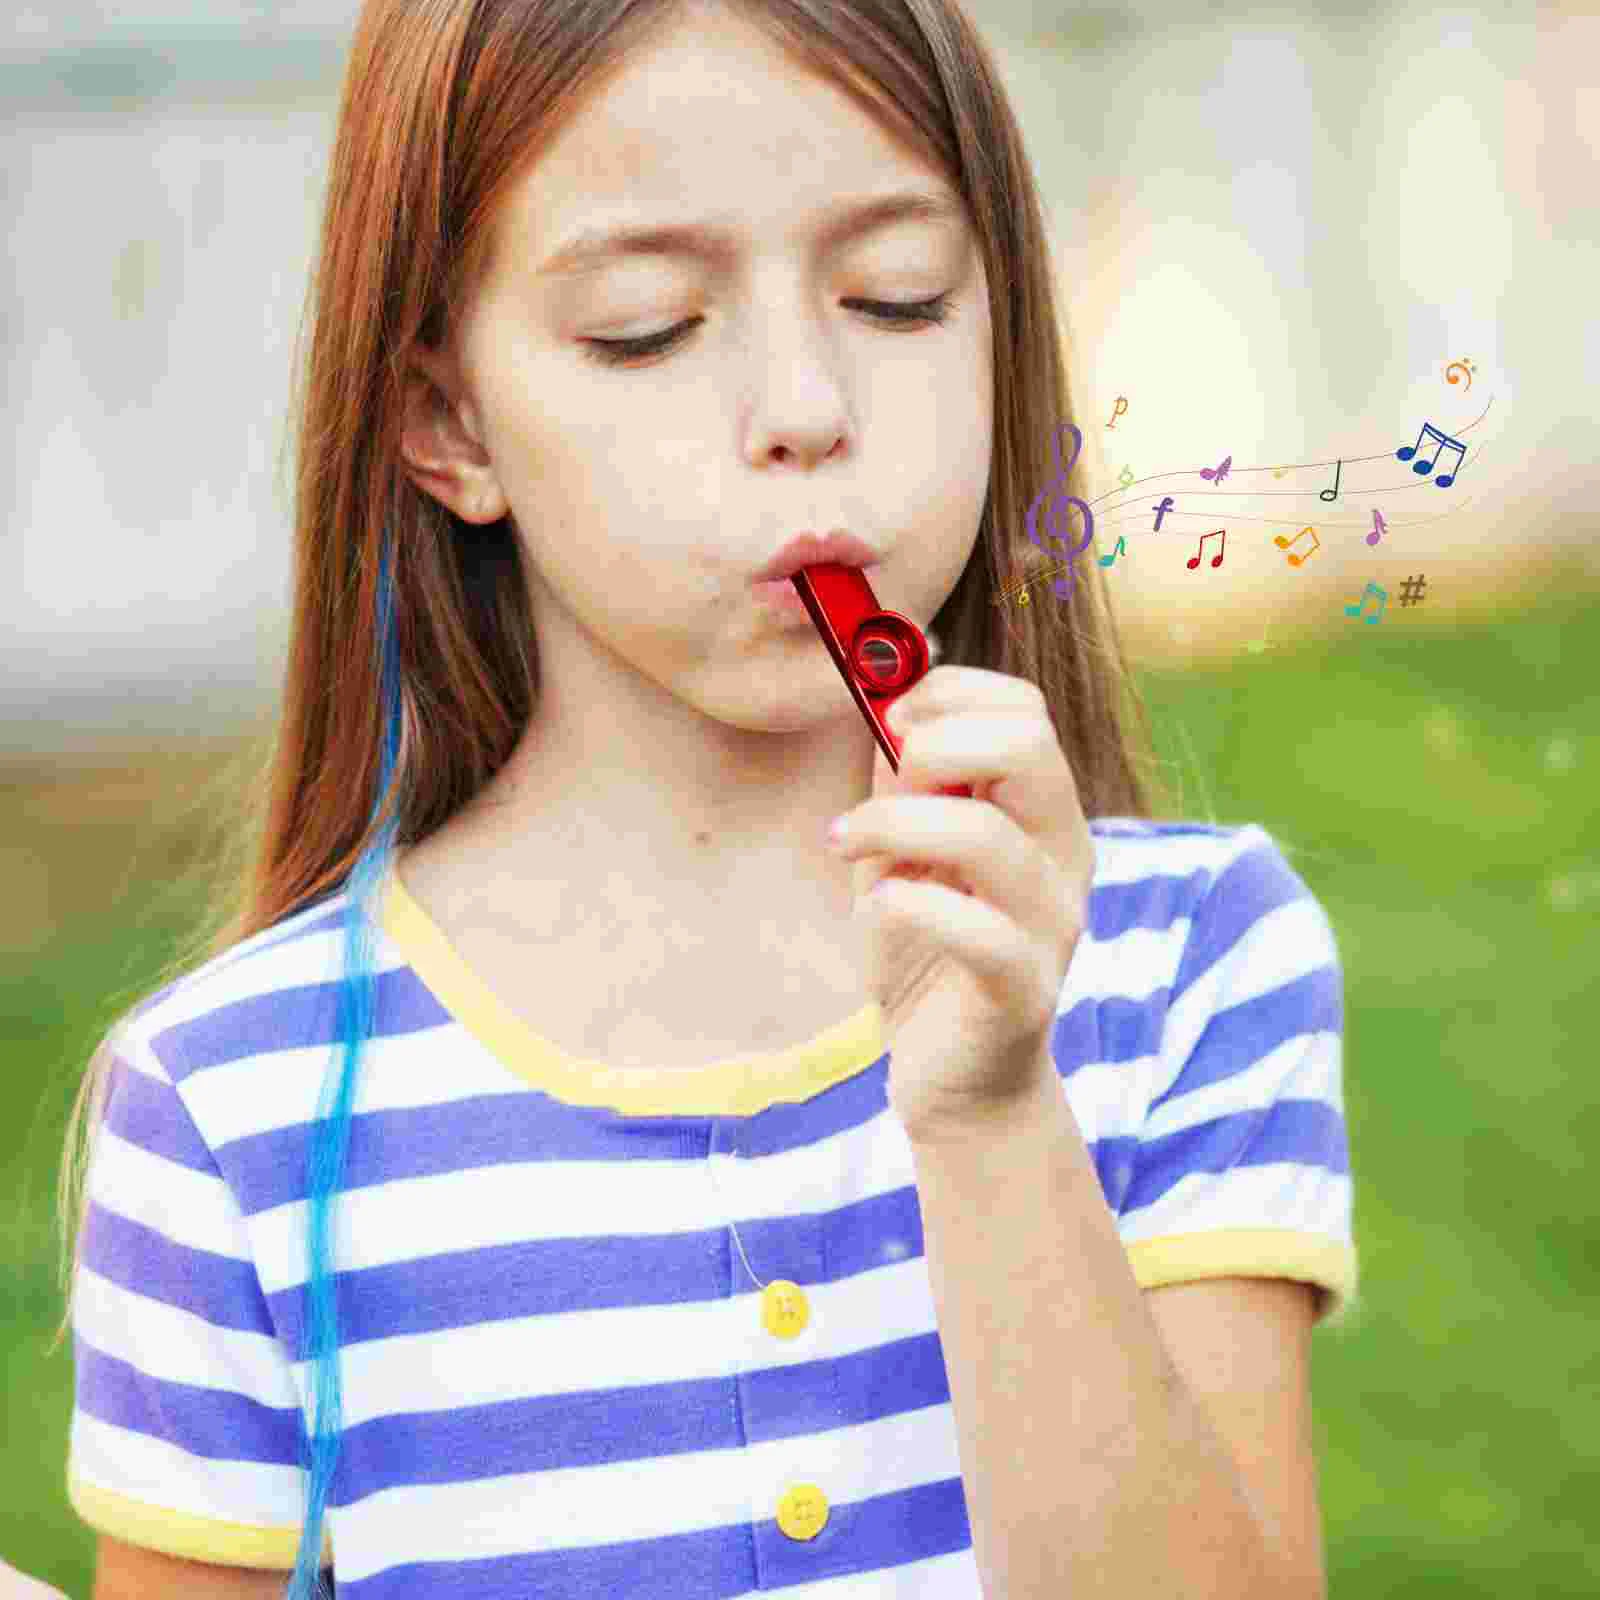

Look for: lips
[751,529,883,585]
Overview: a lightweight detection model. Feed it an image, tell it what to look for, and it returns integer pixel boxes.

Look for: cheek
[528,471,729,633]
[921,314,992,495]
[502,406,720,578]
[648,446,730,543]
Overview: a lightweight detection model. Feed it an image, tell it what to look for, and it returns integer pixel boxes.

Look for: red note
[1186,528,1226,570]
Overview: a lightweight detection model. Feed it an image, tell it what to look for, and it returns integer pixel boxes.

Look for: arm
[93,1537,309,1600]
[908,1055,1286,1600]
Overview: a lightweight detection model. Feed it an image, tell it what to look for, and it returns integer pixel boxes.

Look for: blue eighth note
[1344,580,1388,625]
[1024,421,1095,599]
[1397,420,1467,488]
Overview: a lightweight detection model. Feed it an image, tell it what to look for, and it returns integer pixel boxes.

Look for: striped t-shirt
[67,818,1358,1598]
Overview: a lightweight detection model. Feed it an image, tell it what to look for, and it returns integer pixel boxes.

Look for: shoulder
[126,883,355,1050]
[103,880,371,1156]
[1075,818,1342,1101]
[1086,817,1333,960]
[1060,819,1339,1078]
[1087,816,1314,893]
[1080,824,1357,1327]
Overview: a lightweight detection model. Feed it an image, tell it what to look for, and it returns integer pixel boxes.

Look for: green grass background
[4,573,1597,1597]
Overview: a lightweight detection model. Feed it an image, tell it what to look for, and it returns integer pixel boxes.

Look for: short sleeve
[1117,826,1359,1328]
[65,1025,332,1569]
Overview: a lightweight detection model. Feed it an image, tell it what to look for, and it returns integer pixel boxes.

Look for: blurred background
[4,1,1596,1594]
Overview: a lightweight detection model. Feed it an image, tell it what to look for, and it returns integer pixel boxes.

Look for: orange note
[1186,528,1225,570]
[1274,525,1320,566]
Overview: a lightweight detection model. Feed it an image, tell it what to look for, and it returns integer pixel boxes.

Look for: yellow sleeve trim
[1125,1228,1361,1329]
[67,1475,333,1569]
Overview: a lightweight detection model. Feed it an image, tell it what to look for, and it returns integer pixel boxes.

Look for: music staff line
[1086,443,1487,525]
[1085,394,1494,508]
[1089,469,1486,531]
[1094,467,1492,538]
[993,467,1493,606]
[992,557,1077,605]
[1089,448,1486,509]
[1096,442,1493,530]
[1096,469,1483,507]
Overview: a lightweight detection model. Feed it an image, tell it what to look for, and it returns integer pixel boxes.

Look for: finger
[875,710,1087,890]
[834,793,1062,939]
[889,693,1088,853]
[884,665,1045,744]
[858,716,949,898]
[851,846,966,903]
[894,708,1060,794]
[859,872,1034,999]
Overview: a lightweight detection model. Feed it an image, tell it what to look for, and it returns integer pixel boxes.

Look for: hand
[830,666,1094,1142]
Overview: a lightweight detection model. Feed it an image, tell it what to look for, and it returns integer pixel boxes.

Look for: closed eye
[580,290,957,368]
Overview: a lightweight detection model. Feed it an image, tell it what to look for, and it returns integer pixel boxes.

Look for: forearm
[906,1057,1279,1599]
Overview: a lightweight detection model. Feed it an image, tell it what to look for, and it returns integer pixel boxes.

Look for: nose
[741,292,853,472]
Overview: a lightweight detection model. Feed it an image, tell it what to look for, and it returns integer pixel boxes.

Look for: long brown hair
[53,0,1168,1590]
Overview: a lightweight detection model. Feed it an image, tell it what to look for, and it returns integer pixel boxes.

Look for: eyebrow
[536,188,967,280]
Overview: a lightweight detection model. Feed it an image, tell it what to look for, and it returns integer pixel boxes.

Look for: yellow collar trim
[376,858,886,1117]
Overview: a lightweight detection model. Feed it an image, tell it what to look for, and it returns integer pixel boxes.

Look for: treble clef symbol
[1024,421,1095,599]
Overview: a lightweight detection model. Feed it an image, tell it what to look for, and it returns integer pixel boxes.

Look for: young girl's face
[403,0,993,750]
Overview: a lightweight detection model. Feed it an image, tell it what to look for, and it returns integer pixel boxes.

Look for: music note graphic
[1118,464,1135,490]
[1273,525,1320,566]
[1105,396,1128,429]
[1367,509,1386,547]
[1343,581,1387,626]
[1186,529,1226,570]
[992,557,1074,608]
[1319,459,1342,502]
[1396,421,1466,487]
[1199,454,1232,485]
[1098,536,1127,568]
[1024,421,1095,599]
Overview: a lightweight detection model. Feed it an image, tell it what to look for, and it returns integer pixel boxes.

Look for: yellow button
[776,1483,829,1542]
[760,1279,810,1339]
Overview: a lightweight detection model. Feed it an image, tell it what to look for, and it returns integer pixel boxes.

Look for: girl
[53,2,1358,1597]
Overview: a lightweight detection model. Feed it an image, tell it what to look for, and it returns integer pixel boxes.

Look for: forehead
[488,9,961,272]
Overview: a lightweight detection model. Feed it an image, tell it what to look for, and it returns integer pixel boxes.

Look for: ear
[397,341,507,525]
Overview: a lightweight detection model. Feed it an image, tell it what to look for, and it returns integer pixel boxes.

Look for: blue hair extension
[285,527,406,1600]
